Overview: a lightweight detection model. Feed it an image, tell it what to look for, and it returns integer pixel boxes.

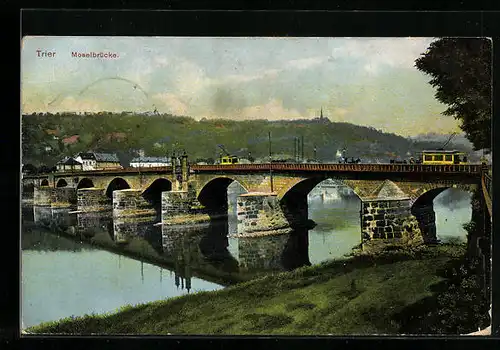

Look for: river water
[21,183,471,329]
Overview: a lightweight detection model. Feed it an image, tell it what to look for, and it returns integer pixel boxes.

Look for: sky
[21,36,463,137]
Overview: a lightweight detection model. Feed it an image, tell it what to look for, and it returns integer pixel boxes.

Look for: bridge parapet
[482,173,492,218]
[191,163,483,174]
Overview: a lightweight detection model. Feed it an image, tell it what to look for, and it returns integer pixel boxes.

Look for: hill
[21,112,474,167]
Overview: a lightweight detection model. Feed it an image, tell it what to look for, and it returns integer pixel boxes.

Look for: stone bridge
[23,160,486,248]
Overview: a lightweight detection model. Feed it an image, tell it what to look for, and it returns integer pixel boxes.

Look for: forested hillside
[21,112,472,167]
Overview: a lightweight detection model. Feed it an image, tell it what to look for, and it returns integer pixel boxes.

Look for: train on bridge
[390,150,469,165]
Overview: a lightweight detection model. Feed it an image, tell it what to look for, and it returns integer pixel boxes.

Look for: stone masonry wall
[33,187,53,206]
[162,191,193,216]
[34,187,77,207]
[161,189,209,224]
[236,193,291,236]
[280,194,309,228]
[52,188,77,207]
[411,203,438,243]
[113,189,156,217]
[361,199,422,244]
[77,188,110,212]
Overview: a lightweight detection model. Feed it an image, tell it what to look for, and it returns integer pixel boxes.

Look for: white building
[56,157,83,172]
[130,156,171,168]
[74,152,122,170]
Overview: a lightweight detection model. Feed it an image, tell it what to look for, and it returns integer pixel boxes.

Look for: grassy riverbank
[27,243,489,335]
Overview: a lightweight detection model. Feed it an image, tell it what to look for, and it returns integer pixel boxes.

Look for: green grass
[27,243,480,335]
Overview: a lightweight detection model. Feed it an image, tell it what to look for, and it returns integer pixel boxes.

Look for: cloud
[331,107,350,118]
[331,37,434,76]
[285,56,327,70]
[238,99,304,120]
[50,96,102,113]
[173,60,212,98]
[154,56,169,67]
[217,68,280,85]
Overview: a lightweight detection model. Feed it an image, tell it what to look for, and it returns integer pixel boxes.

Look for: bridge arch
[77,178,95,189]
[197,177,249,213]
[56,179,68,188]
[278,177,362,201]
[411,186,473,243]
[279,177,362,228]
[142,178,172,208]
[105,178,131,198]
[40,179,49,187]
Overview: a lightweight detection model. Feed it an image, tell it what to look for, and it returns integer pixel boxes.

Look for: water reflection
[434,188,472,243]
[33,206,53,227]
[235,229,311,272]
[307,194,362,264]
[22,212,223,328]
[22,184,472,328]
[161,223,209,292]
[199,222,240,273]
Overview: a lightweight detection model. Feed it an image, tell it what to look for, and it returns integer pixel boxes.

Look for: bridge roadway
[24,162,485,179]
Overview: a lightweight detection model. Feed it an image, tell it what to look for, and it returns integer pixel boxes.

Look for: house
[62,135,80,145]
[56,157,83,172]
[75,152,122,170]
[130,156,171,168]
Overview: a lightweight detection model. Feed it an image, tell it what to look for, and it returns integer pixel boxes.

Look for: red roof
[62,135,80,145]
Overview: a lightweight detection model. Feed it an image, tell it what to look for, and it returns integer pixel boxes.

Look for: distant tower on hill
[320,107,323,120]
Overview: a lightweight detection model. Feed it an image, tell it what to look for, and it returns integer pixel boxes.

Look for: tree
[22,163,38,174]
[415,38,492,150]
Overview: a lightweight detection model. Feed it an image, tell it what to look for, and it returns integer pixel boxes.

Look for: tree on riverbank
[415,38,492,151]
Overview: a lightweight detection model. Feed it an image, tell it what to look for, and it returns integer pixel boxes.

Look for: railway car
[217,144,239,165]
[220,155,239,165]
[419,150,468,165]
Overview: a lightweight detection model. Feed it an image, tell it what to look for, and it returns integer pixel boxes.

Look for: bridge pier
[77,188,110,212]
[236,192,292,236]
[411,202,439,243]
[33,186,53,206]
[361,198,423,249]
[33,186,77,207]
[113,189,156,218]
[280,194,309,228]
[161,190,210,225]
[52,188,77,208]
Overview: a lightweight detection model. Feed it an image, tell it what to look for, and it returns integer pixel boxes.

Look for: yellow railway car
[420,150,468,165]
[220,155,239,165]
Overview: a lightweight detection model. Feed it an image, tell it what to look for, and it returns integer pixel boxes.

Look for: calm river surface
[21,183,471,329]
